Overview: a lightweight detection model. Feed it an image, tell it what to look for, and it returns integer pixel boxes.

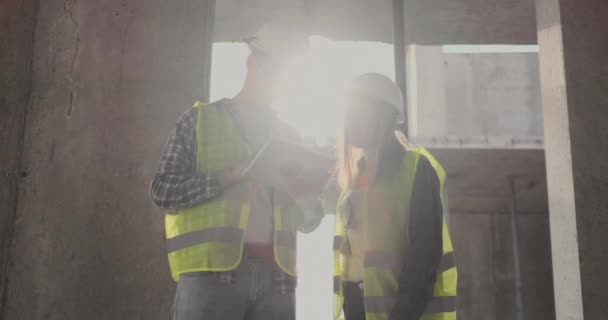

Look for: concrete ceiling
[214,0,538,44]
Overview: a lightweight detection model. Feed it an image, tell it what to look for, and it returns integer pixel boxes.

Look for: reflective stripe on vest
[164,101,300,281]
[438,252,456,273]
[167,226,243,252]
[333,147,458,320]
[334,235,345,251]
[426,296,457,314]
[364,296,395,313]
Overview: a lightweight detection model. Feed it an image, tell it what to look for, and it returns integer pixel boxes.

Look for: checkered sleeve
[150,107,223,210]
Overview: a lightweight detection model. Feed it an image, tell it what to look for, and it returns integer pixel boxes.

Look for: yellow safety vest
[165,101,321,281]
[333,147,457,320]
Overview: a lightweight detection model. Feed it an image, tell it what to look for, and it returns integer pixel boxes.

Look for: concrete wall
[445,52,543,137]
[0,0,38,310]
[1,1,214,319]
[432,149,554,320]
[451,211,555,320]
[408,46,544,140]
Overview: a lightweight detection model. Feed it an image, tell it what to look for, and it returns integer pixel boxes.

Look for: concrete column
[536,0,608,319]
[2,1,216,319]
[0,0,38,314]
[406,45,447,137]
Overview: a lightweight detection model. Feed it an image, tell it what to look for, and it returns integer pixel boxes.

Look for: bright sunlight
[210,36,394,320]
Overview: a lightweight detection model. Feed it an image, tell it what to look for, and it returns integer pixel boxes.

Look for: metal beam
[201,0,216,103]
[509,177,525,320]
[392,0,408,136]
[410,136,545,150]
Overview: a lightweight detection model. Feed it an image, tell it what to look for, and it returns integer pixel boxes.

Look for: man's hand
[283,166,334,202]
[218,159,250,188]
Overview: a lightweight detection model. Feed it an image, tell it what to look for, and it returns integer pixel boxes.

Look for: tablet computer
[243,139,335,191]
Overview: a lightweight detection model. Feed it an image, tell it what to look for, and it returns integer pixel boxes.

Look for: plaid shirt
[150,100,296,294]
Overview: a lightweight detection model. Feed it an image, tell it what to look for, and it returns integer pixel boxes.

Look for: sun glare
[273,36,395,145]
[211,36,394,320]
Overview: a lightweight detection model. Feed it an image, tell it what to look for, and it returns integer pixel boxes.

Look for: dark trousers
[343,281,366,320]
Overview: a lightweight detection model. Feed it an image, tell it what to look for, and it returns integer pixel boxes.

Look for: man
[150,21,324,320]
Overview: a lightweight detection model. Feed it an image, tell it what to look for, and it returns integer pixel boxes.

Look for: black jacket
[389,156,443,320]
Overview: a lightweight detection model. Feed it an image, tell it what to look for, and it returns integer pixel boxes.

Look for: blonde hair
[338,90,410,192]
[337,132,365,191]
[337,123,400,192]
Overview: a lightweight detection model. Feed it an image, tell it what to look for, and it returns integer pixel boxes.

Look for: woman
[331,73,457,320]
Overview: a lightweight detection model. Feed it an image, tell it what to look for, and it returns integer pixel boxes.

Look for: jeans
[171,257,295,320]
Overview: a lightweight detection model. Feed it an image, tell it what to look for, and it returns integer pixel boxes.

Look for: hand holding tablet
[243,139,335,199]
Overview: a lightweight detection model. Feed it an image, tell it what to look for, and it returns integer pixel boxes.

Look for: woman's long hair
[337,107,406,192]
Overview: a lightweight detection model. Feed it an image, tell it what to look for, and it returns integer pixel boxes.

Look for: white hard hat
[245,20,309,64]
[348,73,405,123]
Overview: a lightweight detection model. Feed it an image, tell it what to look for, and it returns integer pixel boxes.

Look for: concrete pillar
[406,45,448,137]
[536,0,608,319]
[0,0,38,312]
[2,1,215,319]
